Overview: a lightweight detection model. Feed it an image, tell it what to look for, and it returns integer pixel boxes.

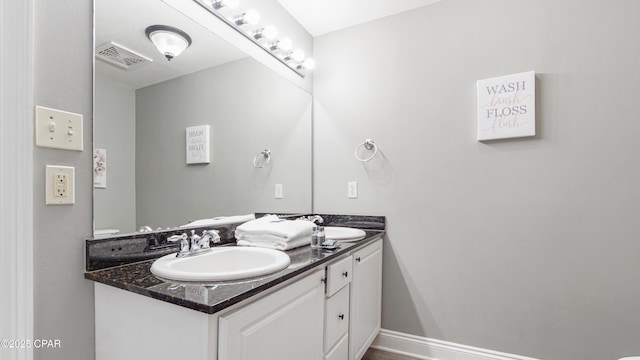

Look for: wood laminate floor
[361,348,418,360]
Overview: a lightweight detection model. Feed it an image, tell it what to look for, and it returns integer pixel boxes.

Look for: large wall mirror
[93,0,312,236]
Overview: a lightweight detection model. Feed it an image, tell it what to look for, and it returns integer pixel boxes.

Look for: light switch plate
[45,165,75,205]
[348,181,358,199]
[36,106,83,151]
[275,183,283,199]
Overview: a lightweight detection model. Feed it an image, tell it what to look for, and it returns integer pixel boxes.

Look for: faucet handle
[297,215,324,224]
[167,233,187,242]
[138,225,153,233]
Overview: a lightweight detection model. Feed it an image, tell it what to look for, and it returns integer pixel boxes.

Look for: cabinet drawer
[324,284,350,352]
[324,333,348,360]
[326,255,352,297]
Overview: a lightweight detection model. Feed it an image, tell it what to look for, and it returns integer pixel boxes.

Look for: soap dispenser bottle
[316,226,325,247]
[310,226,319,248]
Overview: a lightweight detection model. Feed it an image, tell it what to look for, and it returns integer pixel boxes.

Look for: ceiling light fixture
[145,25,192,61]
[193,0,315,77]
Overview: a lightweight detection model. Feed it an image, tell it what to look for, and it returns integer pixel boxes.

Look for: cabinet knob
[321,277,326,284]
[356,257,361,262]
[338,314,345,320]
[342,271,348,277]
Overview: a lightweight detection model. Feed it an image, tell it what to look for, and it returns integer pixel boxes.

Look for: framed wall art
[477,71,535,141]
[186,125,211,164]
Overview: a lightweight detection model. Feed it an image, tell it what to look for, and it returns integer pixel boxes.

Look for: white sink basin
[150,247,291,282]
[324,227,366,242]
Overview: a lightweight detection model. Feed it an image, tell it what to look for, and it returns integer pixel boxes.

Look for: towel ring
[355,139,378,162]
[253,149,271,168]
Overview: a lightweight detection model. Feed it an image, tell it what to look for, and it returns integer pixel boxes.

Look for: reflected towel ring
[253,149,271,168]
[355,139,378,162]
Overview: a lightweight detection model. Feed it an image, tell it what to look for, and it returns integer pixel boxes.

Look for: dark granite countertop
[85,229,384,314]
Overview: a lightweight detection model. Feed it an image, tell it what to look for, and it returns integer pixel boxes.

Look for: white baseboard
[371,329,539,360]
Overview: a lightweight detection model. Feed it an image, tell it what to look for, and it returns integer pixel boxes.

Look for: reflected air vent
[95,42,152,70]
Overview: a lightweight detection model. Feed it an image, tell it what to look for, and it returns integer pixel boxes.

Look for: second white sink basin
[151,246,291,282]
[324,227,366,242]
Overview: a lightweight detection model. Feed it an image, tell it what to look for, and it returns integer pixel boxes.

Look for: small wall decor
[93,148,107,188]
[186,125,211,164]
[477,71,535,141]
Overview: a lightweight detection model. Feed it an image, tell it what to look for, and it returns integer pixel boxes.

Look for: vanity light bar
[193,0,313,78]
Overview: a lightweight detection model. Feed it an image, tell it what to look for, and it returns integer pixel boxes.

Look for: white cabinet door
[219,269,325,360]
[324,284,350,352]
[349,239,383,360]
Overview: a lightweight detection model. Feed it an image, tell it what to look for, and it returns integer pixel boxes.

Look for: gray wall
[33,0,94,359]
[94,78,137,233]
[135,57,312,228]
[313,1,640,359]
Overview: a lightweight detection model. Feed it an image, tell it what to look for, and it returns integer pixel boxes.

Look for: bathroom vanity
[85,217,384,360]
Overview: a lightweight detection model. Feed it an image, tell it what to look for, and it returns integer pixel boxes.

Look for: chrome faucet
[200,229,221,246]
[169,229,220,258]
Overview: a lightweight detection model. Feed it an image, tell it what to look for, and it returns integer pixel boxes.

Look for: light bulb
[254,25,278,41]
[222,0,238,8]
[269,38,292,52]
[302,58,315,70]
[290,49,304,62]
[278,38,292,51]
[233,9,260,26]
[261,25,277,40]
[243,9,260,25]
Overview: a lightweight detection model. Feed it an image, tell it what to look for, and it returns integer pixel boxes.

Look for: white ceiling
[274,0,442,36]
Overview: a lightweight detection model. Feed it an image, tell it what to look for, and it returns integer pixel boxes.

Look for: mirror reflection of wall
[94,0,312,235]
[94,79,137,233]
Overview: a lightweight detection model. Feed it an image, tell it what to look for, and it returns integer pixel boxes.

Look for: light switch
[275,184,283,199]
[45,165,75,205]
[36,106,83,151]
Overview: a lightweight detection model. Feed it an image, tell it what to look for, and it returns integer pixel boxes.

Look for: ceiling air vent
[95,42,152,70]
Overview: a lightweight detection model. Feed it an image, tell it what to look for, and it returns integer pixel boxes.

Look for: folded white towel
[235,215,315,250]
[236,236,310,251]
[179,214,256,228]
[235,215,314,240]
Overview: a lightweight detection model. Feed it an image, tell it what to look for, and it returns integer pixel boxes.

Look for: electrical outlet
[348,181,358,199]
[54,173,69,197]
[275,183,283,199]
[35,106,83,151]
[45,165,75,205]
